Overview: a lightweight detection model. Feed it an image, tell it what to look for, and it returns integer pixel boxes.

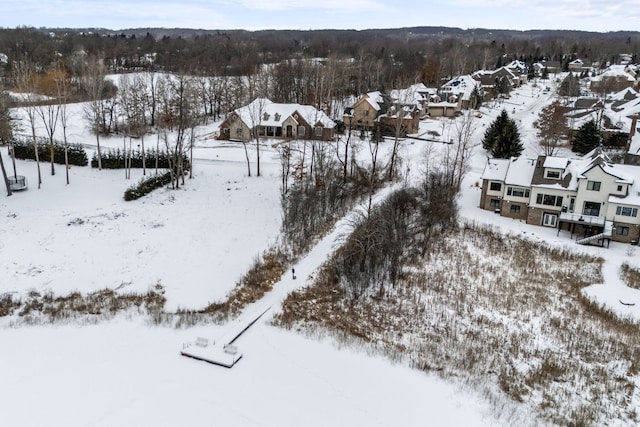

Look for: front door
[542,213,558,227]
[286,125,293,138]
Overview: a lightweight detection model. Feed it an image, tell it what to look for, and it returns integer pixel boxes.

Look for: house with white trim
[480,148,640,245]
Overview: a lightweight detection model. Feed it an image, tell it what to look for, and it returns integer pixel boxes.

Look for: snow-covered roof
[439,75,479,101]
[481,158,510,181]
[364,91,384,111]
[543,157,569,170]
[504,157,537,186]
[233,98,335,129]
[505,60,527,73]
[609,87,639,102]
[608,164,640,205]
[591,65,635,82]
[390,83,437,105]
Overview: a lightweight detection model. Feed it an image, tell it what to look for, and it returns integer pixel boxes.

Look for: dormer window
[545,170,561,179]
[274,113,281,121]
[263,112,270,120]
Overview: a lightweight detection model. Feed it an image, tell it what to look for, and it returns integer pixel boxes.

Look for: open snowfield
[2,77,640,426]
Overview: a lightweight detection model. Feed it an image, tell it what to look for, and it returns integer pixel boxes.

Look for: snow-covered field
[1,78,640,426]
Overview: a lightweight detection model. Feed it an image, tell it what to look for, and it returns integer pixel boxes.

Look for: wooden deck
[180,305,271,368]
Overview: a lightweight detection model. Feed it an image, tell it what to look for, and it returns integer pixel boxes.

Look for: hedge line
[124,171,173,201]
[91,149,188,170]
[10,138,88,166]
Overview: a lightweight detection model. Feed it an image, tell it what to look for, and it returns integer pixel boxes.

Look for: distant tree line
[0,26,638,90]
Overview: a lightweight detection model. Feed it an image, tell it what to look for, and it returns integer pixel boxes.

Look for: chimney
[627,114,639,153]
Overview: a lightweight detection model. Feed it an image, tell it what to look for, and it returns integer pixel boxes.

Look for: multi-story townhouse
[480,148,640,245]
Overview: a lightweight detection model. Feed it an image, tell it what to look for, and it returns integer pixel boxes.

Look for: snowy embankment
[0,102,497,426]
[2,77,640,427]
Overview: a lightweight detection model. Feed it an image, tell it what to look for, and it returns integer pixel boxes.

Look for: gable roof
[232,98,335,129]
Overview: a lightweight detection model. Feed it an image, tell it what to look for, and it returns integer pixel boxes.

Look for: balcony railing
[559,212,605,226]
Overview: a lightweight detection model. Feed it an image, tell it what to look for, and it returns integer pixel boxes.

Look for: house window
[617,226,630,236]
[507,187,530,198]
[510,205,521,214]
[315,127,323,137]
[489,199,501,209]
[616,206,638,217]
[258,126,266,136]
[582,201,601,216]
[236,128,243,137]
[490,182,502,191]
[536,193,562,207]
[617,185,623,192]
[545,170,561,179]
[298,126,305,137]
[365,110,370,116]
[586,181,601,191]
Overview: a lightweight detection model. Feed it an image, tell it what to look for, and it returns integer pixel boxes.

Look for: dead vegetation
[275,222,640,427]
[620,262,640,290]
[0,282,166,325]
[174,248,290,327]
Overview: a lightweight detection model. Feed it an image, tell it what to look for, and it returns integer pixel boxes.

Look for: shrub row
[124,171,172,201]
[91,148,188,170]
[10,137,88,166]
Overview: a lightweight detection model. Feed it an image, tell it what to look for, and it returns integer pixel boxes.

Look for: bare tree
[82,54,107,170]
[35,68,61,176]
[119,73,150,175]
[157,73,199,188]
[533,101,568,156]
[13,59,42,188]
[441,111,478,191]
[53,61,73,184]
[246,70,270,177]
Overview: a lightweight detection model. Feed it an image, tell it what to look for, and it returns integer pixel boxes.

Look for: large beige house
[480,148,640,245]
[219,98,335,142]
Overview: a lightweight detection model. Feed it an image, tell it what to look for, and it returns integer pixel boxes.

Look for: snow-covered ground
[1,78,639,426]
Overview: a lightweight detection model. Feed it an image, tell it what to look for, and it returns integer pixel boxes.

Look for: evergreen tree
[469,85,483,110]
[559,73,580,97]
[572,119,603,154]
[482,110,523,158]
[527,64,536,80]
[541,67,549,80]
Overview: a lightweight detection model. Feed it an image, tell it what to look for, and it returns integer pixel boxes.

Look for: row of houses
[480,147,640,245]
[218,58,542,142]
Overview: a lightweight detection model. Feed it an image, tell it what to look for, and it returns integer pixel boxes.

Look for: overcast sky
[0,0,638,32]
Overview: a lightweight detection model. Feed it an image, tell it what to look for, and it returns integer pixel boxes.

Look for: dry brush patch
[620,263,640,290]
[1,283,167,326]
[175,248,290,327]
[275,223,640,427]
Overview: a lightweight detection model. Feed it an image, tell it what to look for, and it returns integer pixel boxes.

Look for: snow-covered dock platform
[180,342,243,368]
[180,305,271,368]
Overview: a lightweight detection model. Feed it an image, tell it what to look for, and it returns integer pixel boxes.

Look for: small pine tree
[482,110,523,158]
[541,67,549,80]
[572,119,603,154]
[470,85,483,110]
